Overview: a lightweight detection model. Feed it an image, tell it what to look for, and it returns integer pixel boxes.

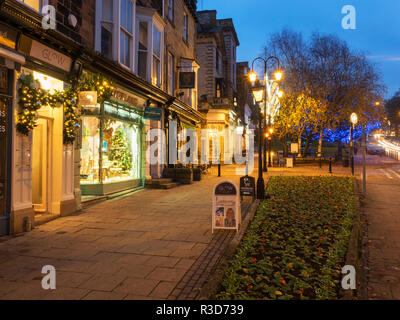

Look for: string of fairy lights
[16,73,113,145]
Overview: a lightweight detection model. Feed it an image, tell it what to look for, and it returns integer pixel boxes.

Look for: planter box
[175,168,193,184]
[163,168,176,179]
[193,168,202,181]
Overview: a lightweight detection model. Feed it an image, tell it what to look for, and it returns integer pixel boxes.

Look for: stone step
[145,178,174,186]
[146,182,179,189]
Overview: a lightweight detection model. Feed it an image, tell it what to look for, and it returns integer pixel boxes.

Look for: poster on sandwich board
[212,181,241,233]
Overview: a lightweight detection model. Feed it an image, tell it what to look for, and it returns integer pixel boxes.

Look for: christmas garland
[78,74,114,104]
[16,74,48,136]
[52,88,80,145]
[16,73,113,145]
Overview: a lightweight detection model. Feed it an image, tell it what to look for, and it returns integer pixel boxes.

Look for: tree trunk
[302,134,311,158]
[318,128,323,157]
[283,136,288,157]
[298,133,302,157]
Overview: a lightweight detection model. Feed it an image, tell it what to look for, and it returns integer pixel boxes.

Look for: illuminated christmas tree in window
[109,128,133,172]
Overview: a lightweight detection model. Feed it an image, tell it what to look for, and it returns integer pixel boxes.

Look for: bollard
[329,157,332,174]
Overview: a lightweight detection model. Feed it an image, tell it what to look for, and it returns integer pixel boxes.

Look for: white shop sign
[212,181,241,233]
[79,91,98,107]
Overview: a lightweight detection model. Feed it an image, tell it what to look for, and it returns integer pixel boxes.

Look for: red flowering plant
[217,176,355,300]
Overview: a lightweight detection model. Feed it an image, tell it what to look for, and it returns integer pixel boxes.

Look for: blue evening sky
[200,0,400,98]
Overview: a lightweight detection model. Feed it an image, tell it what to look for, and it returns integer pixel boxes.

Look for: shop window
[80,117,101,184]
[80,117,141,185]
[33,71,64,93]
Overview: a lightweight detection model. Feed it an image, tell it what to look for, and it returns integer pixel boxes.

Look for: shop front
[80,86,146,196]
[10,67,77,232]
[8,32,79,233]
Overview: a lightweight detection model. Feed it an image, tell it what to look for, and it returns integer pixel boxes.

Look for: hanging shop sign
[144,106,162,121]
[78,91,97,106]
[179,72,196,89]
[18,35,72,72]
[0,23,18,50]
[240,175,255,199]
[212,181,241,233]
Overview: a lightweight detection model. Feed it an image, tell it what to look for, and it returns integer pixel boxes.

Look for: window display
[80,117,141,185]
[80,117,100,184]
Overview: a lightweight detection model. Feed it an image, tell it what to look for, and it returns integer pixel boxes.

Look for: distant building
[196,10,240,162]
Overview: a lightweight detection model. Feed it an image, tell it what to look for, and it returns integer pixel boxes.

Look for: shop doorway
[32,117,52,213]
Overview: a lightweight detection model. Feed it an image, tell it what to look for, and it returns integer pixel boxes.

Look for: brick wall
[48,0,95,47]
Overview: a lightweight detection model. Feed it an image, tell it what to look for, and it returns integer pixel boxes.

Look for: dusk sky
[200,0,400,99]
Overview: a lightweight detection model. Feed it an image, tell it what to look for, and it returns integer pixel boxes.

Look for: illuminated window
[18,0,42,12]
[33,71,63,93]
[138,21,148,79]
[152,26,161,87]
[80,116,141,185]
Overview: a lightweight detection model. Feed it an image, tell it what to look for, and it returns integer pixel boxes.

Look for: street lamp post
[268,125,274,167]
[350,113,358,176]
[249,83,266,200]
[249,56,282,180]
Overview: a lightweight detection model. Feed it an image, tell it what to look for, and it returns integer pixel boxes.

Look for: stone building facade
[0,0,204,234]
[196,10,240,162]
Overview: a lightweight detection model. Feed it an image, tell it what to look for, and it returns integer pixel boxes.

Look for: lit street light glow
[249,71,257,83]
[350,113,358,125]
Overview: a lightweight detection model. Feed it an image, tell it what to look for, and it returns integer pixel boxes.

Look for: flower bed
[217,176,355,300]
